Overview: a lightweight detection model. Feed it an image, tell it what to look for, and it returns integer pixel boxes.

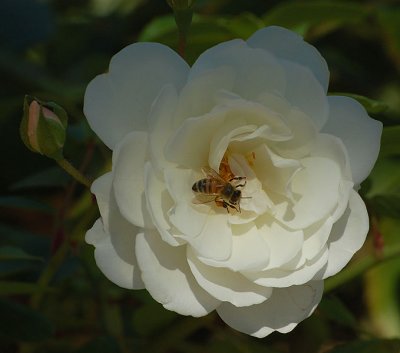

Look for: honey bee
[192,166,247,213]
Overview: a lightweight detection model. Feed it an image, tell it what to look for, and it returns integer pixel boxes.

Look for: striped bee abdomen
[192,178,219,194]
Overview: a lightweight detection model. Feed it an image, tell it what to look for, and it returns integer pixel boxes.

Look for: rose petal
[86,189,145,291]
[91,171,113,229]
[112,131,150,228]
[275,157,342,229]
[187,247,272,307]
[189,38,286,100]
[173,66,236,127]
[217,281,323,338]
[322,190,369,278]
[243,247,329,287]
[310,133,352,181]
[197,222,270,272]
[258,218,304,269]
[272,107,318,159]
[302,218,334,261]
[135,230,220,317]
[84,43,189,149]
[167,99,291,170]
[144,162,184,246]
[148,84,179,173]
[184,213,233,261]
[247,26,329,92]
[323,96,382,184]
[251,144,301,198]
[280,61,329,130]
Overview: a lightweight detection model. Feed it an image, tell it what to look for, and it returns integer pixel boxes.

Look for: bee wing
[192,194,217,205]
[201,166,226,183]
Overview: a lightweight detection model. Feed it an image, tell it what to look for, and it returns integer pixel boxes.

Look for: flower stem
[324,242,400,293]
[57,158,92,188]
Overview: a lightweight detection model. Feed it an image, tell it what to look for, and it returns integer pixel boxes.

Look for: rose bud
[20,96,68,161]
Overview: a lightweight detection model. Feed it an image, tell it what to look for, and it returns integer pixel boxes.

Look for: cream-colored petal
[280,60,328,130]
[198,222,270,272]
[86,210,144,289]
[243,247,329,287]
[217,281,323,338]
[135,230,220,317]
[323,96,382,184]
[91,172,113,229]
[322,190,369,278]
[258,219,304,269]
[275,157,342,229]
[144,162,184,246]
[189,38,286,101]
[84,43,189,149]
[247,26,329,92]
[112,131,150,228]
[148,84,179,173]
[187,247,272,307]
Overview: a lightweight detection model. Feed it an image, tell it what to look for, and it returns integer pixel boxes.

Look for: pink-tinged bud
[21,96,68,160]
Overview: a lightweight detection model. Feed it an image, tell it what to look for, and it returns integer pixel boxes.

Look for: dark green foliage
[1,0,400,352]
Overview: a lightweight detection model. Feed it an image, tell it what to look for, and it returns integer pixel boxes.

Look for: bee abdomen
[192,179,211,193]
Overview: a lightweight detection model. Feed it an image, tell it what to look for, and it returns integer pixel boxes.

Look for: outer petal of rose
[280,61,328,130]
[188,39,286,101]
[217,281,323,338]
[91,172,113,229]
[148,85,179,173]
[187,248,272,307]
[86,218,144,289]
[322,190,369,279]
[323,96,382,184]
[88,169,145,289]
[247,26,329,93]
[112,131,150,228]
[135,230,221,317]
[84,43,189,149]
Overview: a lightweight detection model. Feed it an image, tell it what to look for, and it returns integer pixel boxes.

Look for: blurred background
[1,0,400,352]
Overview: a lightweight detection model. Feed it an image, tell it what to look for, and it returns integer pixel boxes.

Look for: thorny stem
[324,242,400,293]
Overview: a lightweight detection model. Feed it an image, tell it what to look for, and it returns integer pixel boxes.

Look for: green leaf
[364,217,400,337]
[0,196,53,213]
[319,296,357,329]
[378,8,400,57]
[379,125,400,158]
[0,298,53,342]
[0,281,54,296]
[132,300,178,336]
[75,336,120,353]
[263,1,369,37]
[330,92,388,115]
[328,339,400,353]
[9,166,69,190]
[0,246,43,262]
[366,155,400,217]
[139,13,264,64]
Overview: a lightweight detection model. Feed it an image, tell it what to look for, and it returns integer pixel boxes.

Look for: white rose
[84,26,382,337]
